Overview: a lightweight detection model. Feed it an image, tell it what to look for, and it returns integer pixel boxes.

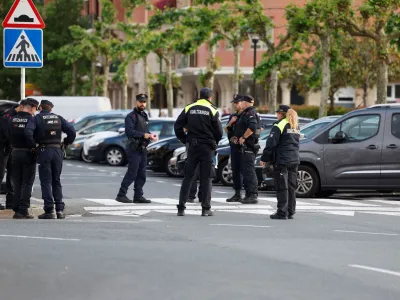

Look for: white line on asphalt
[31,197,43,203]
[84,204,274,211]
[310,198,379,207]
[61,182,118,186]
[68,219,162,224]
[98,170,107,172]
[349,265,400,277]
[210,224,273,228]
[0,235,80,241]
[367,200,400,205]
[156,181,166,184]
[66,163,72,167]
[83,198,131,206]
[173,184,181,187]
[258,197,319,206]
[334,230,398,236]
[88,167,95,170]
[361,211,400,216]
[214,191,228,194]
[77,165,83,168]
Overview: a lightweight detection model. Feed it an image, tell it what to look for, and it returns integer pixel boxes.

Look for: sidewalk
[0,204,44,219]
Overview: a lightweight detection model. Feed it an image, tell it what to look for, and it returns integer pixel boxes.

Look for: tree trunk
[376,58,388,104]
[143,56,151,113]
[363,77,368,107]
[233,44,240,95]
[123,66,129,110]
[319,34,331,118]
[71,62,77,96]
[165,53,174,117]
[90,60,97,96]
[268,67,278,112]
[204,42,217,90]
[329,88,335,112]
[102,57,110,98]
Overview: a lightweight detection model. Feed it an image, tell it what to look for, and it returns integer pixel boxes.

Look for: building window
[387,83,400,103]
[338,97,353,102]
[84,0,89,15]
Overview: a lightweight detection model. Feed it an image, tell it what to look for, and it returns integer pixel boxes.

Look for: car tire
[81,150,93,163]
[218,158,233,186]
[165,153,179,177]
[296,165,320,198]
[105,146,125,166]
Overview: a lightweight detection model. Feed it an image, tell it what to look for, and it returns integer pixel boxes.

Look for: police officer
[115,94,156,204]
[0,100,25,210]
[230,94,261,204]
[225,94,244,202]
[7,98,39,218]
[174,87,223,216]
[260,105,300,220]
[25,100,76,219]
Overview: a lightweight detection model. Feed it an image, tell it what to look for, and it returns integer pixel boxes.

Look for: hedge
[257,105,355,119]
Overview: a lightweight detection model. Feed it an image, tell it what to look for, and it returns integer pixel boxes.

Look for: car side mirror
[332,131,346,144]
[118,128,125,133]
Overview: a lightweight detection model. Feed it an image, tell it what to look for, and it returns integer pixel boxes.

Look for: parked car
[72,110,130,131]
[299,115,341,139]
[66,121,124,161]
[84,118,176,166]
[260,104,400,198]
[0,100,18,114]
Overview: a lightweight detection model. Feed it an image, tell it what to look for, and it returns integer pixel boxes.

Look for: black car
[147,137,185,176]
[86,119,176,166]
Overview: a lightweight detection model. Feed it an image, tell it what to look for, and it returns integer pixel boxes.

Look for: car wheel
[165,153,179,177]
[105,147,125,166]
[296,165,320,198]
[218,158,233,186]
[81,150,93,163]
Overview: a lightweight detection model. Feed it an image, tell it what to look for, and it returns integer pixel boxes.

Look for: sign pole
[21,67,25,99]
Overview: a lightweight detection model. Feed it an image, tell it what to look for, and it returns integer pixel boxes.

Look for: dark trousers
[241,151,258,197]
[274,164,298,216]
[230,146,243,192]
[178,144,214,210]
[11,149,36,213]
[0,145,14,207]
[189,166,202,200]
[118,149,147,199]
[38,148,64,213]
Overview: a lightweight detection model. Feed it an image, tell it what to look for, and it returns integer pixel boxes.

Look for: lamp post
[249,33,259,97]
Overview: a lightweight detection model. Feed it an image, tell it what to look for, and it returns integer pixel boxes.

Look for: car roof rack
[368,103,400,109]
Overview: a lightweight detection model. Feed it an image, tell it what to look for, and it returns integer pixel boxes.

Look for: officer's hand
[230,137,238,144]
[151,133,159,142]
[229,116,238,125]
[239,137,245,145]
[144,133,152,139]
[260,161,265,167]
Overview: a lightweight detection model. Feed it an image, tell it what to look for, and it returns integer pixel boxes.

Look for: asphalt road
[1,160,400,300]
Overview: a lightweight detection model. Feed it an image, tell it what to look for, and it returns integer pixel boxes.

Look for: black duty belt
[12,148,31,151]
[40,144,61,148]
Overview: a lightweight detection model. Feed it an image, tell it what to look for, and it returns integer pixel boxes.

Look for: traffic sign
[2,0,45,29]
[3,28,43,68]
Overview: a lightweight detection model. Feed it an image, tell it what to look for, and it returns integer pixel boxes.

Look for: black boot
[201,208,214,217]
[226,191,242,202]
[241,194,258,204]
[133,196,151,204]
[38,212,56,219]
[115,195,133,203]
[0,203,5,210]
[288,214,294,220]
[13,211,34,219]
[177,209,185,216]
[56,212,66,219]
[270,213,288,220]
[187,198,195,203]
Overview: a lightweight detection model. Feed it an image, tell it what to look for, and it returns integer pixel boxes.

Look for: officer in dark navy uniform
[231,94,261,204]
[25,100,76,219]
[0,101,25,210]
[116,94,156,204]
[225,94,244,202]
[6,98,39,218]
[174,88,223,217]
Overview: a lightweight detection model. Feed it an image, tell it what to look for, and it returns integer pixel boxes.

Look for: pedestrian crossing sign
[3,28,43,68]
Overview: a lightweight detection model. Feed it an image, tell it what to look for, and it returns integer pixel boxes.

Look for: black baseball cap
[275,104,290,113]
[231,94,244,103]
[136,94,148,102]
[40,100,54,108]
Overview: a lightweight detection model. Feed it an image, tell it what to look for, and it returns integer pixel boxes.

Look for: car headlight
[88,139,104,148]
[72,142,82,148]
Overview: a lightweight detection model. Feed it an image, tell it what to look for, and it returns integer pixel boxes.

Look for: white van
[31,96,112,122]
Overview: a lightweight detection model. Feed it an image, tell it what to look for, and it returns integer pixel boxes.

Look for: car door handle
[386,144,398,149]
[366,145,378,150]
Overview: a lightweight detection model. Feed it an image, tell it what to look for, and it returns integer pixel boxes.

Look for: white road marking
[308,198,378,207]
[89,211,144,216]
[258,197,319,206]
[210,224,273,228]
[77,165,83,168]
[334,230,398,236]
[83,198,129,206]
[349,265,400,277]
[98,170,107,172]
[173,184,181,187]
[156,181,166,184]
[65,163,72,167]
[61,182,118,186]
[155,209,199,215]
[0,235,80,241]
[214,191,229,194]
[219,209,274,215]
[367,200,400,205]
[84,204,274,211]
[88,167,96,170]
[31,197,43,203]
[361,211,400,216]
[324,211,355,216]
[68,219,162,224]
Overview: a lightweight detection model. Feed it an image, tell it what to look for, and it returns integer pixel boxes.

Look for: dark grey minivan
[296,104,400,198]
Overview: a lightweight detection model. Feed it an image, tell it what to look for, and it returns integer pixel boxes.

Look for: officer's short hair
[25,98,39,108]
[200,88,213,100]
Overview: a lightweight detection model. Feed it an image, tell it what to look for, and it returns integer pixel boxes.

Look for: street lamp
[249,33,259,97]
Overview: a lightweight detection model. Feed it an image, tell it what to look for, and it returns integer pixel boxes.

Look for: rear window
[392,114,400,139]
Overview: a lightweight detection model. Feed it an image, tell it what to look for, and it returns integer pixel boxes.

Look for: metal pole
[158,58,163,117]
[252,40,258,97]
[21,68,25,99]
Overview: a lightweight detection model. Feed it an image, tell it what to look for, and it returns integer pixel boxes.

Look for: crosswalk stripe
[366,200,400,206]
[258,197,319,206]
[310,198,379,207]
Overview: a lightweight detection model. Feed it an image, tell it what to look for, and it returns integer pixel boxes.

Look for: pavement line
[210,224,273,228]
[68,219,162,224]
[156,181,166,184]
[61,182,118,186]
[334,230,398,236]
[0,235,80,241]
[309,198,379,207]
[84,204,274,211]
[258,197,319,206]
[173,184,181,187]
[31,197,43,203]
[349,265,400,277]
[367,200,400,205]
[214,191,228,194]
[83,198,130,206]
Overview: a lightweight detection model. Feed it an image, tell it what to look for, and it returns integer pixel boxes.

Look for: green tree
[329,0,400,104]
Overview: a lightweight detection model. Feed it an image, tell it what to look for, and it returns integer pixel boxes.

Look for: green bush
[257,105,354,119]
